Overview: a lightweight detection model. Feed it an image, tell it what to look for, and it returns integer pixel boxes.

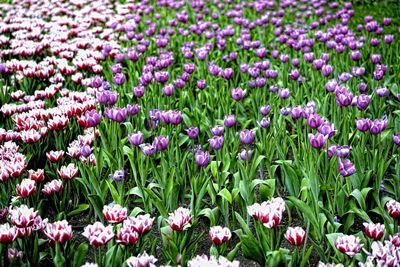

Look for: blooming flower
[209,226,232,245]
[285,227,306,246]
[82,222,114,246]
[103,203,127,224]
[166,207,192,231]
[44,220,73,244]
[335,235,362,257]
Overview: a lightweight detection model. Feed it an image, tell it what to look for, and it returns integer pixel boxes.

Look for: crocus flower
[258,118,271,128]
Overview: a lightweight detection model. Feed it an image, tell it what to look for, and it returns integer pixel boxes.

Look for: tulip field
[1,0,400,266]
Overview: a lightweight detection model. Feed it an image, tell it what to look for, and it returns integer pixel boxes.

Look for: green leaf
[218,188,232,204]
[67,204,89,217]
[72,243,88,267]
[287,197,319,238]
[54,243,66,267]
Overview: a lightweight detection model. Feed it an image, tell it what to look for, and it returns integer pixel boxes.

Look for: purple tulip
[239,129,255,144]
[258,118,270,128]
[133,85,145,98]
[162,84,174,96]
[290,106,303,120]
[375,87,389,97]
[318,122,336,138]
[238,149,252,161]
[370,118,388,135]
[371,54,381,64]
[321,65,333,77]
[358,82,368,93]
[308,133,327,149]
[112,169,125,181]
[307,113,323,129]
[313,59,324,70]
[356,118,372,132]
[128,131,144,146]
[211,125,224,136]
[169,111,183,125]
[384,35,394,44]
[113,73,126,85]
[279,89,291,99]
[197,80,206,90]
[80,145,92,158]
[350,51,362,61]
[325,79,338,92]
[195,150,210,167]
[220,68,233,80]
[155,71,169,83]
[327,144,338,158]
[337,145,352,158]
[265,69,278,79]
[186,127,199,139]
[154,135,169,151]
[224,115,236,128]
[140,143,156,156]
[260,105,271,116]
[209,136,224,150]
[393,133,400,145]
[338,159,356,177]
[85,110,102,127]
[111,64,122,74]
[231,88,246,101]
[126,104,141,116]
[336,90,353,107]
[104,107,127,122]
[356,94,371,110]
[289,69,300,80]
